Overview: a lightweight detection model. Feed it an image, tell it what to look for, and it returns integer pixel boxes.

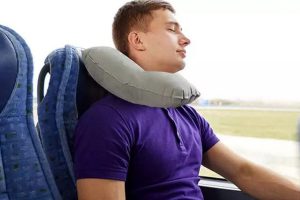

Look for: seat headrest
[0,30,18,112]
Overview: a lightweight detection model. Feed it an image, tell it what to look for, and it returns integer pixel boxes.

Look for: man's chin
[176,62,186,72]
[159,62,186,73]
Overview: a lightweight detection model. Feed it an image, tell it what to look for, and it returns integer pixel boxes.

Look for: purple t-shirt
[74,94,219,200]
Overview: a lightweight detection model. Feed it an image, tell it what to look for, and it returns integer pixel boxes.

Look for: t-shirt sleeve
[198,114,220,152]
[186,106,220,152]
[74,103,133,181]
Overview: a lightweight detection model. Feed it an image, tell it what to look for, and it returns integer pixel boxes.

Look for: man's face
[141,9,190,73]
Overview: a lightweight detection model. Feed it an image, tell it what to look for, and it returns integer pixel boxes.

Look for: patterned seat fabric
[37,46,106,200]
[0,25,61,199]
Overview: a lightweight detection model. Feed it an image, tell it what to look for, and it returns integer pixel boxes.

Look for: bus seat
[0,25,61,199]
[37,45,106,199]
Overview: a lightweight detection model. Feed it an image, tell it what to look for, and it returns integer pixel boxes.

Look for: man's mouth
[177,50,186,58]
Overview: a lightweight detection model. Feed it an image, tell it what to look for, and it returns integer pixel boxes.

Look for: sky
[1,0,300,103]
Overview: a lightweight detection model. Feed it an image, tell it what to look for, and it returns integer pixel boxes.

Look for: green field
[195,108,300,141]
[196,107,300,180]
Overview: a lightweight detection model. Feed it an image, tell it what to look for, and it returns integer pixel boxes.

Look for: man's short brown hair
[112,0,175,56]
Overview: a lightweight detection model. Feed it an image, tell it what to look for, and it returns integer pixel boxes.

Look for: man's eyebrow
[165,21,183,31]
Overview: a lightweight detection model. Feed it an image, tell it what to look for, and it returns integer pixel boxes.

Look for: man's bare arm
[203,142,300,200]
[77,179,125,200]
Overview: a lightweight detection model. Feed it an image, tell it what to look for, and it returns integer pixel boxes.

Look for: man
[74,0,300,199]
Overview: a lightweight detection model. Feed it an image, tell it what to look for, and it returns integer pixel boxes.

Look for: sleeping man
[74,0,300,199]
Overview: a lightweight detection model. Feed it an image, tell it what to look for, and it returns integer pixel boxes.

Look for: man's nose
[179,34,191,47]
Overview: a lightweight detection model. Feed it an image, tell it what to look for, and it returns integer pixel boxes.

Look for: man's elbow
[233,161,256,187]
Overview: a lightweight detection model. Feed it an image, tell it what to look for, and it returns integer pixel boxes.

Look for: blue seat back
[0,25,61,199]
[37,46,107,199]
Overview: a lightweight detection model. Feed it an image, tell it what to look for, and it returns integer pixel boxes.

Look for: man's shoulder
[82,94,160,121]
[76,94,167,135]
[93,93,150,112]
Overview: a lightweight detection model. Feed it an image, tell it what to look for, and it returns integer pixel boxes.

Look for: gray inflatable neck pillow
[81,46,200,108]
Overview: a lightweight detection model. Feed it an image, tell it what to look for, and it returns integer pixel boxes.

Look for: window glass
[168,0,300,185]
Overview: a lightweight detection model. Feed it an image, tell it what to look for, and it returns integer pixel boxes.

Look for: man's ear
[128,31,146,51]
